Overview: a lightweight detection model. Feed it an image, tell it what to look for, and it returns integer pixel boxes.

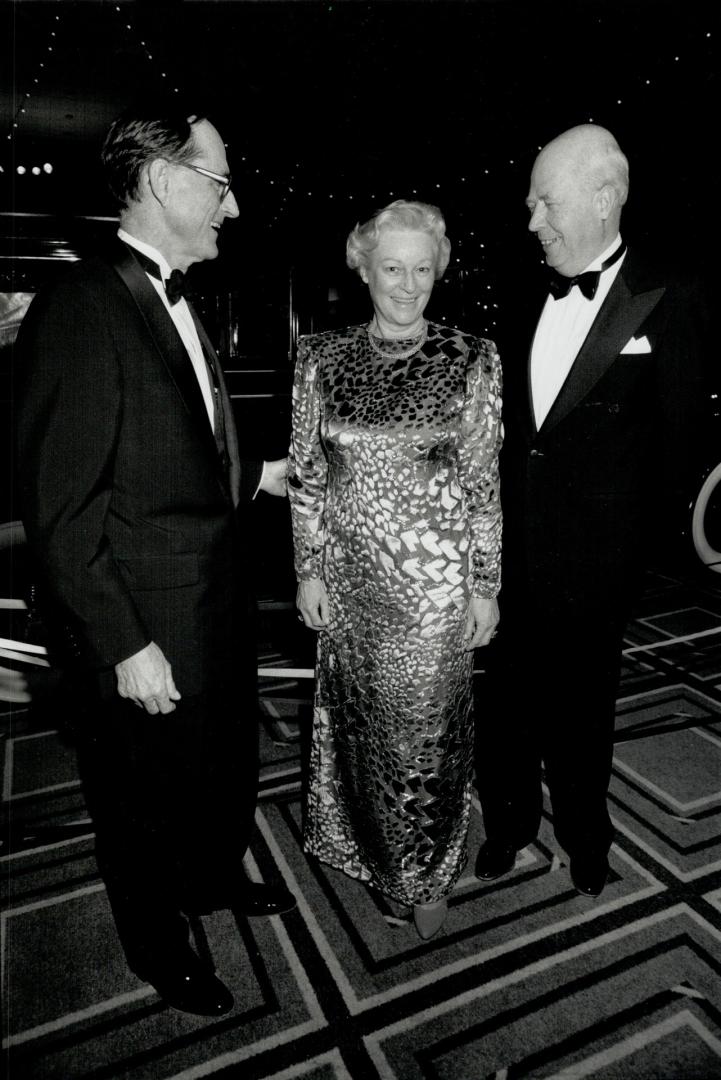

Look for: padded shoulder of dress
[430,323,497,355]
[298,325,366,354]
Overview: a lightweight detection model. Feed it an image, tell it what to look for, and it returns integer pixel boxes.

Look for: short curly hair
[101,97,206,209]
[346,199,451,280]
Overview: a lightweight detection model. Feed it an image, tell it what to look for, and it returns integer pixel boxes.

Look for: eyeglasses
[178,162,233,202]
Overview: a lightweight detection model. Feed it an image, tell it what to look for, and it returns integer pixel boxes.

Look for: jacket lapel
[503,279,546,441]
[189,306,242,508]
[538,256,665,435]
[109,240,221,465]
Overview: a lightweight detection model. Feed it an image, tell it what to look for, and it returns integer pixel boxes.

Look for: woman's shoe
[413,899,448,940]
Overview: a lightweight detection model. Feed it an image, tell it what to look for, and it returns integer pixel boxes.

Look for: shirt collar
[583,233,623,274]
[117,228,172,282]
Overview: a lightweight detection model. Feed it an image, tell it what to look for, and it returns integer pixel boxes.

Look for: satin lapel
[507,287,546,442]
[189,306,242,508]
[525,302,545,438]
[539,270,665,435]
[110,241,219,459]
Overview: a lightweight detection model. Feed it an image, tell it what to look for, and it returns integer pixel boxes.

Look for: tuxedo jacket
[15,239,262,696]
[499,247,709,619]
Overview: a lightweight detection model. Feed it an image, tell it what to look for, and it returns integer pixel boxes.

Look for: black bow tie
[547,241,627,301]
[130,247,187,305]
[164,268,187,305]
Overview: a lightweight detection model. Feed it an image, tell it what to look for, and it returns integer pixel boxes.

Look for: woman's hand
[297,577,329,631]
[463,596,499,650]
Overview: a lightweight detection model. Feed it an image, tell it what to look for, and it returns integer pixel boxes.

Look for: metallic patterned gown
[288,322,502,905]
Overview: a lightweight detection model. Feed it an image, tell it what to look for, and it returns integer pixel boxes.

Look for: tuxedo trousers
[475,594,628,858]
[75,668,259,976]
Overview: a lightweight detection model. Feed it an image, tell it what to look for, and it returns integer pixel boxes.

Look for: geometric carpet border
[365,932,721,1079]
[255,803,712,1016]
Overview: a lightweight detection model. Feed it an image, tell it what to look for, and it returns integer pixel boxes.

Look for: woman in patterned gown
[288,200,502,939]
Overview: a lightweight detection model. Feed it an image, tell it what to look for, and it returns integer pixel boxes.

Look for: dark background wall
[1,0,719,590]
[3,0,719,288]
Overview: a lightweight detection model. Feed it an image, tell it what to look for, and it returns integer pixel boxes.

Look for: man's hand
[463,597,500,650]
[297,577,329,631]
[115,641,181,714]
[259,458,288,497]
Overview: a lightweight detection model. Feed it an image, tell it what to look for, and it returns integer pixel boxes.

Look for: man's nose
[528,206,544,233]
[222,189,240,219]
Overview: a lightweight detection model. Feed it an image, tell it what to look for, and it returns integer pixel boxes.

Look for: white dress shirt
[118,229,215,432]
[530,235,626,429]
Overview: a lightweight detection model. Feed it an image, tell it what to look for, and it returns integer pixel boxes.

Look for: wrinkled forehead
[372,228,438,261]
[528,159,570,203]
[190,119,229,172]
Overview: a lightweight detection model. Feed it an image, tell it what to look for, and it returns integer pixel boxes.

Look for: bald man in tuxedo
[475,125,709,897]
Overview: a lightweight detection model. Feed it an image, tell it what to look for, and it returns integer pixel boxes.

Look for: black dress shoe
[232,882,297,916]
[569,852,609,897]
[475,839,518,880]
[138,950,234,1016]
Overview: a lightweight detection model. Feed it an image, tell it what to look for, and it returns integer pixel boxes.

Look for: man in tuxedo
[475,124,708,897]
[15,101,296,1015]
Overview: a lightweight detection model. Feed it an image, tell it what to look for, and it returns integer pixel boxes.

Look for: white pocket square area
[621,335,652,354]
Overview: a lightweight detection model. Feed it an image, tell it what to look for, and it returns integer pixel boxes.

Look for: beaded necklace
[366,319,428,360]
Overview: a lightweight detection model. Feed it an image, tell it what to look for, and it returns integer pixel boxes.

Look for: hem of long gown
[303,838,467,907]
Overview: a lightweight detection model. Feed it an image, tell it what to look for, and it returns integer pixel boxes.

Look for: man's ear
[146,158,172,206]
[595,183,617,221]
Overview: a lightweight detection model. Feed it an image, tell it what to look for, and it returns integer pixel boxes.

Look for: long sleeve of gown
[456,339,503,598]
[288,337,328,580]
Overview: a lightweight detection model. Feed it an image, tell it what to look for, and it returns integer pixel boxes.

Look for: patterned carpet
[2,565,721,1079]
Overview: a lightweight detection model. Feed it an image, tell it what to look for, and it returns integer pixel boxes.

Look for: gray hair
[346,199,451,279]
[586,138,629,206]
[101,99,206,209]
